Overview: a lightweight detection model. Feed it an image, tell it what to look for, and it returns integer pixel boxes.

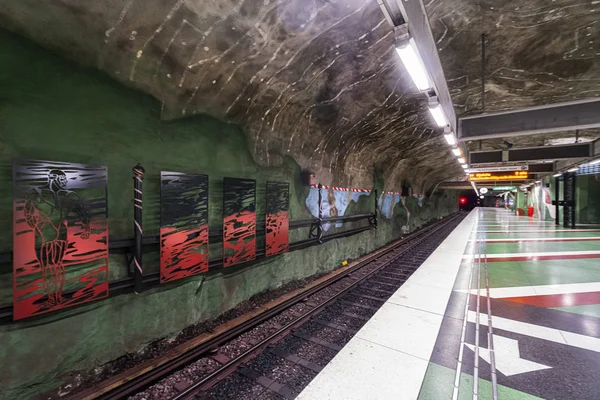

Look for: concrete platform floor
[298,208,600,400]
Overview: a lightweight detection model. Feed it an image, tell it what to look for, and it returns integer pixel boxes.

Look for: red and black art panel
[223,177,256,267]
[266,181,289,256]
[160,172,209,283]
[12,159,109,320]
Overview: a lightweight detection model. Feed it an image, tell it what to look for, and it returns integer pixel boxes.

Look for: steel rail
[172,214,463,400]
[76,213,461,400]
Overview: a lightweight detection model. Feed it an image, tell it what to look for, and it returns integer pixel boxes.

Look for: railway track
[76,212,465,400]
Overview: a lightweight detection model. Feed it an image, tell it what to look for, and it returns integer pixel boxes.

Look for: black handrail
[0,214,372,264]
[0,213,376,323]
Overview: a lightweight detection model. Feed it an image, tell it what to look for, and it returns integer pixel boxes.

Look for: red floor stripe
[503,291,600,308]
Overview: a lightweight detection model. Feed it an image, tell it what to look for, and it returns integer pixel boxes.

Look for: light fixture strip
[444,134,456,146]
[395,37,431,92]
[429,103,447,127]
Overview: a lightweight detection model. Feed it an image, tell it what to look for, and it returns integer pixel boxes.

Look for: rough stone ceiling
[0,0,465,192]
[425,0,600,154]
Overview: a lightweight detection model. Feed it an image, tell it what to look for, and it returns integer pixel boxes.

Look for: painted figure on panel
[24,170,91,306]
[13,159,109,320]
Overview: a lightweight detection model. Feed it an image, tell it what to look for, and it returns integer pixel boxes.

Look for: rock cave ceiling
[1,0,599,190]
[425,0,600,153]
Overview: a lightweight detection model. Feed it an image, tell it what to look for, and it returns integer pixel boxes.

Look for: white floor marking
[298,210,480,400]
[467,311,600,353]
[458,282,600,299]
[463,250,600,260]
[466,335,552,376]
[480,229,600,233]
[474,237,600,243]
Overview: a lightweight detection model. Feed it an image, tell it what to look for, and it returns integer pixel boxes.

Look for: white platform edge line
[297,210,479,400]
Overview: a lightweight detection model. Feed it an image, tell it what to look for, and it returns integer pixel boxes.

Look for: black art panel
[265,181,289,256]
[160,172,209,283]
[12,159,108,320]
[223,177,256,267]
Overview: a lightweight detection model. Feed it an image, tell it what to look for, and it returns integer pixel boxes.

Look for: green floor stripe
[418,363,543,400]
[552,304,600,319]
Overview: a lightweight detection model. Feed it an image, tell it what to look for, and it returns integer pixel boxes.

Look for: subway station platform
[298,208,600,400]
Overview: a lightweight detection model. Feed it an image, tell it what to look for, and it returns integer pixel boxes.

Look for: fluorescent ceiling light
[444,134,456,146]
[395,38,431,91]
[429,103,447,127]
[553,173,562,177]
[452,148,462,156]
[535,181,541,184]
[590,159,600,165]
[458,157,466,164]
[567,167,578,172]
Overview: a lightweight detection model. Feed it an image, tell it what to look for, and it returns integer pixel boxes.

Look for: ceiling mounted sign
[493,186,516,191]
[468,165,529,173]
[469,171,529,182]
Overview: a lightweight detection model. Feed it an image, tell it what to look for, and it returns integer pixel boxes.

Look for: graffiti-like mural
[223,177,256,267]
[378,192,401,219]
[265,182,289,256]
[160,172,209,283]
[12,159,109,320]
[305,186,370,230]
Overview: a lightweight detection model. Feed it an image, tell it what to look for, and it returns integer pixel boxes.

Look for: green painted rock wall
[0,30,458,399]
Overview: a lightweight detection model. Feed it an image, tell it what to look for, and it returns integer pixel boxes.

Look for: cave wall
[0,0,464,190]
[0,30,458,399]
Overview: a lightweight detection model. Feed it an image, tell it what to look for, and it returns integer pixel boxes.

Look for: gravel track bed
[372,276,406,286]
[271,336,338,365]
[315,310,366,330]
[342,294,384,308]
[379,270,411,278]
[245,353,316,396]
[129,216,464,400]
[129,358,220,400]
[338,303,374,317]
[48,274,330,400]
[296,322,355,346]
[219,335,257,360]
[355,288,390,299]
[269,311,297,327]
[306,285,345,303]
[206,372,273,400]
[287,302,312,315]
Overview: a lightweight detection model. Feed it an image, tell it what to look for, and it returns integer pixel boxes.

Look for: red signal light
[460,197,467,204]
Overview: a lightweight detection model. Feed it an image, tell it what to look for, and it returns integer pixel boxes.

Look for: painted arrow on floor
[466,335,552,376]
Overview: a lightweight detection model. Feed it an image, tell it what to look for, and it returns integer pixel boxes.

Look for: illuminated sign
[469,171,528,181]
[469,165,528,173]
[493,186,516,191]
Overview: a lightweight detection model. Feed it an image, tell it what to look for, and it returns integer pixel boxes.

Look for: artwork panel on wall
[265,181,289,256]
[305,185,371,230]
[160,171,209,283]
[223,177,256,267]
[12,159,109,320]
